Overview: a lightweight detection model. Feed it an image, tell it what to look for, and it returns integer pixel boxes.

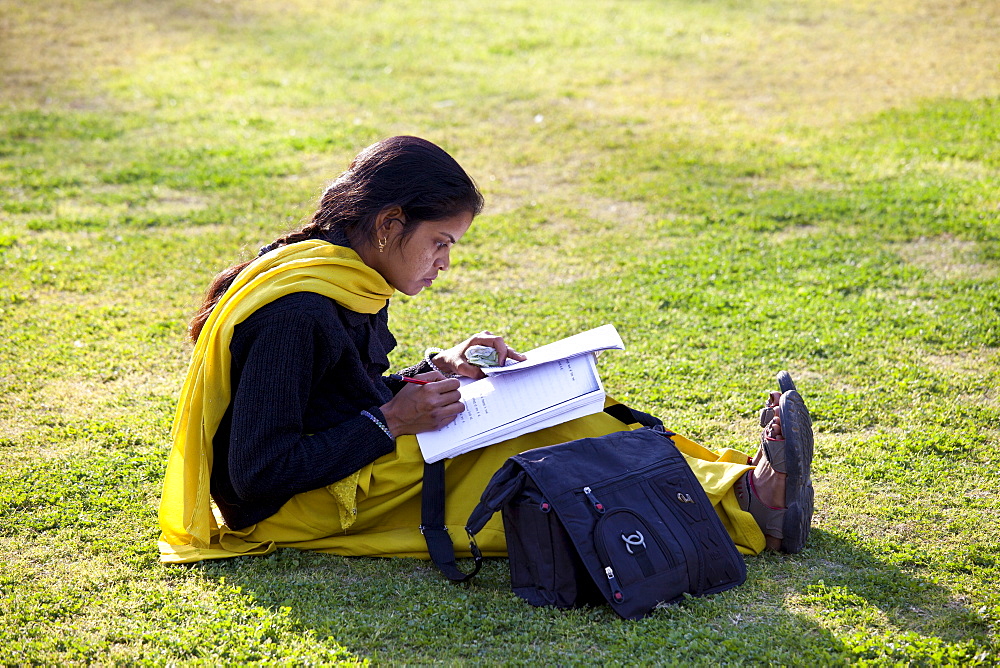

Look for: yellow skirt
[236,410,766,559]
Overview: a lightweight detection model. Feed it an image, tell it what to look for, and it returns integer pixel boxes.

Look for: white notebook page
[416,354,602,462]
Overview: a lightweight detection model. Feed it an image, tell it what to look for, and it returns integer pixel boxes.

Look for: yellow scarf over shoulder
[158,240,394,563]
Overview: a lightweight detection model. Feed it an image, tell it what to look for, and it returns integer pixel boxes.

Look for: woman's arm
[377,331,526,435]
[383,331,523,392]
[425,331,527,379]
[379,374,463,436]
[225,302,395,505]
[383,357,435,394]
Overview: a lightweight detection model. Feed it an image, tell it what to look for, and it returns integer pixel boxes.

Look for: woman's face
[375,211,474,296]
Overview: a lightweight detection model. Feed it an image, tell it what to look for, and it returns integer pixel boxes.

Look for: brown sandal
[734,471,786,541]
[741,382,814,553]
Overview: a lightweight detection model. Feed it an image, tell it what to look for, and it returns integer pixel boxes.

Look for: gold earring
[378,237,387,253]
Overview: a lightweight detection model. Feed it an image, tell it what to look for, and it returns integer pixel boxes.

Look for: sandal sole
[778,389,814,553]
[776,370,797,395]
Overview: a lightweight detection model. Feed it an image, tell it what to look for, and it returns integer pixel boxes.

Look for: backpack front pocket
[594,508,687,587]
[593,507,687,608]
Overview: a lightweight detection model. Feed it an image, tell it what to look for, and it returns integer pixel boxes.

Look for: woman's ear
[375,205,405,236]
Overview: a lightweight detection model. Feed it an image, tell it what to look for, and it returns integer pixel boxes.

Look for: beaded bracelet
[424,347,460,378]
[360,410,394,441]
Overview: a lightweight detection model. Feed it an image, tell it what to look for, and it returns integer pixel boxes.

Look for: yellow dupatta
[157,240,394,563]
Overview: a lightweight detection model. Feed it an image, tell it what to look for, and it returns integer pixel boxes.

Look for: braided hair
[188,136,483,342]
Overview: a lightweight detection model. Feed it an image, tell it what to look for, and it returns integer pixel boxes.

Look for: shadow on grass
[780,528,988,642]
[199,527,986,664]
[1,430,987,661]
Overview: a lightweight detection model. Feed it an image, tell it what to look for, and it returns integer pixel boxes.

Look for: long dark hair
[188,136,483,342]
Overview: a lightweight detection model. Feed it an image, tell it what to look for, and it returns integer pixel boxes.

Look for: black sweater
[209,291,429,529]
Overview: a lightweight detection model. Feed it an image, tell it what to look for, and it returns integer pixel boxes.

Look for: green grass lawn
[1,0,998,664]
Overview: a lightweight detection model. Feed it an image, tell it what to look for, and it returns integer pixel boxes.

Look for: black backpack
[423,423,747,620]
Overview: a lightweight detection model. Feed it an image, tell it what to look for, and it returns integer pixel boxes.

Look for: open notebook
[415,324,624,463]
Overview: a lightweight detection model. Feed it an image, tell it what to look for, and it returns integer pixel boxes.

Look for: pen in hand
[388,373,431,385]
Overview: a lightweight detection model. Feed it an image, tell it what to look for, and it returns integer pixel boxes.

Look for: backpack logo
[621,531,646,554]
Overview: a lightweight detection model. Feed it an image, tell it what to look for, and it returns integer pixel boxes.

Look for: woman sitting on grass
[158,135,813,564]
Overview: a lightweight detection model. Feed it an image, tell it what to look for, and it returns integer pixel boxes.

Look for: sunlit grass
[1,0,998,663]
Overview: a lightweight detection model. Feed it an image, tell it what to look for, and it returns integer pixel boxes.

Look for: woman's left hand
[432,331,527,379]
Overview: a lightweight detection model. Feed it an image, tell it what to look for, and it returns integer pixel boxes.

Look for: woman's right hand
[379,372,464,437]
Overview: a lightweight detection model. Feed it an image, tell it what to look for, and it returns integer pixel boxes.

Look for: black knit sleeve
[225,303,396,507]
[384,357,435,394]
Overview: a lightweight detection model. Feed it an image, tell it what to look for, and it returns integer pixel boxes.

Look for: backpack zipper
[583,486,606,514]
[605,566,625,603]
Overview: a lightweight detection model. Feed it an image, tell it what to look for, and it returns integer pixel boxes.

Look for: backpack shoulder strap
[603,402,664,429]
[421,460,482,582]
[423,458,531,583]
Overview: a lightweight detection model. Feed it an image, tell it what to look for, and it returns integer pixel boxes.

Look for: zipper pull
[583,486,606,514]
[605,566,625,604]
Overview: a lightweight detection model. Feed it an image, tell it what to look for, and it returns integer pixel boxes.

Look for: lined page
[416,355,601,461]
